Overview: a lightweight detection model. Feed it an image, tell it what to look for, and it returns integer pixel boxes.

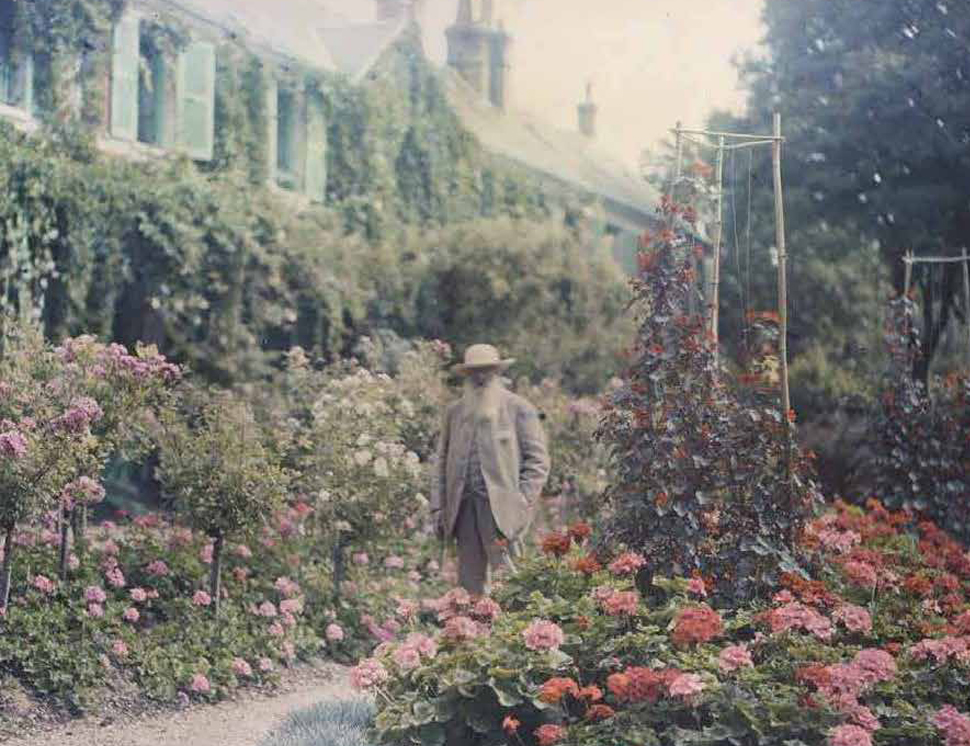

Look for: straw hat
[453,344,515,375]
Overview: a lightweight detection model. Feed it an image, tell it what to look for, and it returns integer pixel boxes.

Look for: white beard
[462,376,503,425]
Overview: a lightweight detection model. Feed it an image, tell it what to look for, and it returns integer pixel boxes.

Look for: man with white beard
[430,344,550,595]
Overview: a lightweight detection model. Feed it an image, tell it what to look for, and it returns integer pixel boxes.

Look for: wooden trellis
[669,114,792,425]
[902,249,970,367]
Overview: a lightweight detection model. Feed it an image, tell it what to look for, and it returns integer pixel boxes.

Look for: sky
[323,0,766,168]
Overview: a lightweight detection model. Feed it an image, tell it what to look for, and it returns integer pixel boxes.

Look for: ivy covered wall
[0,0,618,387]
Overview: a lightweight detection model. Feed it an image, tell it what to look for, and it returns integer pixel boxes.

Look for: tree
[724,0,970,383]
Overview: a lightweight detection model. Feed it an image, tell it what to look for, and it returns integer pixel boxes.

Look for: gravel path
[3,664,354,746]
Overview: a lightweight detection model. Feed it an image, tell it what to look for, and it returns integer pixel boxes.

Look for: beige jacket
[430,386,550,540]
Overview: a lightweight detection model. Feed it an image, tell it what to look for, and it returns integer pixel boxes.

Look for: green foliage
[156,387,288,541]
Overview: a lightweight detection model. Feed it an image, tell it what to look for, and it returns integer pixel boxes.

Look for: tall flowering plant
[155,387,289,615]
[596,194,821,602]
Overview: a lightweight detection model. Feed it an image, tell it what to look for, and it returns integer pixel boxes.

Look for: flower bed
[361,500,970,746]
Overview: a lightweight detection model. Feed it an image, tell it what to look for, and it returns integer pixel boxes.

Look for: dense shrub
[870,295,970,542]
[261,699,376,746]
[597,197,822,603]
[366,500,970,746]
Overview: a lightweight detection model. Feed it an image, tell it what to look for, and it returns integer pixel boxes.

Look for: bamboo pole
[903,250,913,297]
[710,135,726,363]
[772,113,791,428]
[963,247,970,369]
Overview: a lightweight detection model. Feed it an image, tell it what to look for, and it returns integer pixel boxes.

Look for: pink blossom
[111,639,129,657]
[932,705,970,746]
[274,577,300,598]
[32,575,56,594]
[258,657,274,672]
[198,543,213,564]
[232,658,253,677]
[668,673,706,697]
[407,570,421,582]
[234,543,253,559]
[0,430,27,459]
[122,607,140,623]
[350,658,389,690]
[472,597,502,621]
[523,619,565,651]
[384,555,405,570]
[268,622,285,636]
[63,476,105,506]
[280,598,304,615]
[352,552,369,566]
[404,632,438,659]
[87,603,104,618]
[608,551,646,576]
[601,590,639,616]
[106,567,126,589]
[828,724,873,746]
[102,539,120,556]
[68,553,79,570]
[908,636,970,664]
[146,560,169,577]
[768,601,834,640]
[325,623,345,642]
[817,527,862,553]
[852,649,897,684]
[396,599,419,620]
[54,397,103,432]
[130,587,148,602]
[833,604,872,634]
[189,673,211,693]
[192,590,212,607]
[257,601,277,618]
[444,615,483,642]
[393,645,422,671]
[85,585,107,603]
[841,560,878,589]
[687,577,708,597]
[233,567,249,582]
[718,644,754,674]
[281,612,297,629]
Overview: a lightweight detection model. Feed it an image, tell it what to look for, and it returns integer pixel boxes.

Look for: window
[276,88,299,189]
[111,12,215,161]
[0,0,33,113]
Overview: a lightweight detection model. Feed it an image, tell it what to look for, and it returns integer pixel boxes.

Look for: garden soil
[2,663,354,746]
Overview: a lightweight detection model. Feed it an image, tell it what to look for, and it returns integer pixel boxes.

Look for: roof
[442,69,660,228]
[163,0,407,80]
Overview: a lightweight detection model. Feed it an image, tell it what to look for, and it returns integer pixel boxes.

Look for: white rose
[353,449,372,466]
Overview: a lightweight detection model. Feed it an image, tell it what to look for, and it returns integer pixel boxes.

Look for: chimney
[375,0,409,21]
[448,0,490,97]
[577,81,597,138]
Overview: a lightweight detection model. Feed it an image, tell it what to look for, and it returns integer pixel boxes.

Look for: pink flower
[352,552,369,566]
[816,527,862,553]
[852,649,897,684]
[472,597,502,621]
[85,585,107,603]
[281,612,297,629]
[534,723,566,746]
[233,567,249,582]
[87,603,104,618]
[234,543,253,559]
[718,644,753,674]
[601,590,639,616]
[32,575,56,594]
[768,601,833,640]
[687,577,708,597]
[257,601,277,618]
[668,673,706,697]
[111,639,129,657]
[268,622,285,636]
[350,658,389,690]
[608,551,646,576]
[772,589,795,604]
[828,724,873,746]
[68,554,79,570]
[444,615,483,642]
[325,623,345,642]
[932,705,970,746]
[192,590,212,607]
[0,430,28,458]
[122,607,140,623]
[908,636,970,664]
[274,577,300,598]
[833,604,872,634]
[146,560,169,577]
[523,619,565,651]
[258,657,274,672]
[396,599,419,620]
[199,543,214,564]
[232,658,252,677]
[393,645,422,671]
[189,673,211,693]
[384,555,405,570]
[842,560,878,589]
[404,632,438,659]
[106,567,126,589]
[280,598,303,615]
[130,587,148,602]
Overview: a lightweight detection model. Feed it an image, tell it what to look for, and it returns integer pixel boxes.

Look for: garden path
[4,664,353,746]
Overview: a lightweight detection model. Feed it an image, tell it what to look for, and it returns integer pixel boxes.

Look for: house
[0,0,659,261]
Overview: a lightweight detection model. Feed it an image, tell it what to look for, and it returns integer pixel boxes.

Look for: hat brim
[453,358,515,375]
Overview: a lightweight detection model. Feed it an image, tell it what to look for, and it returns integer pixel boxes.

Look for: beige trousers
[454,489,515,595]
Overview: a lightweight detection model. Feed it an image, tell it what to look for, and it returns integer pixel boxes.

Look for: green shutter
[110,12,140,140]
[264,77,277,183]
[304,92,327,202]
[177,41,215,161]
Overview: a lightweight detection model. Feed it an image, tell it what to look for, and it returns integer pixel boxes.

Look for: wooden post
[904,250,913,297]
[673,121,684,200]
[710,135,726,362]
[772,113,791,429]
[963,247,970,370]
